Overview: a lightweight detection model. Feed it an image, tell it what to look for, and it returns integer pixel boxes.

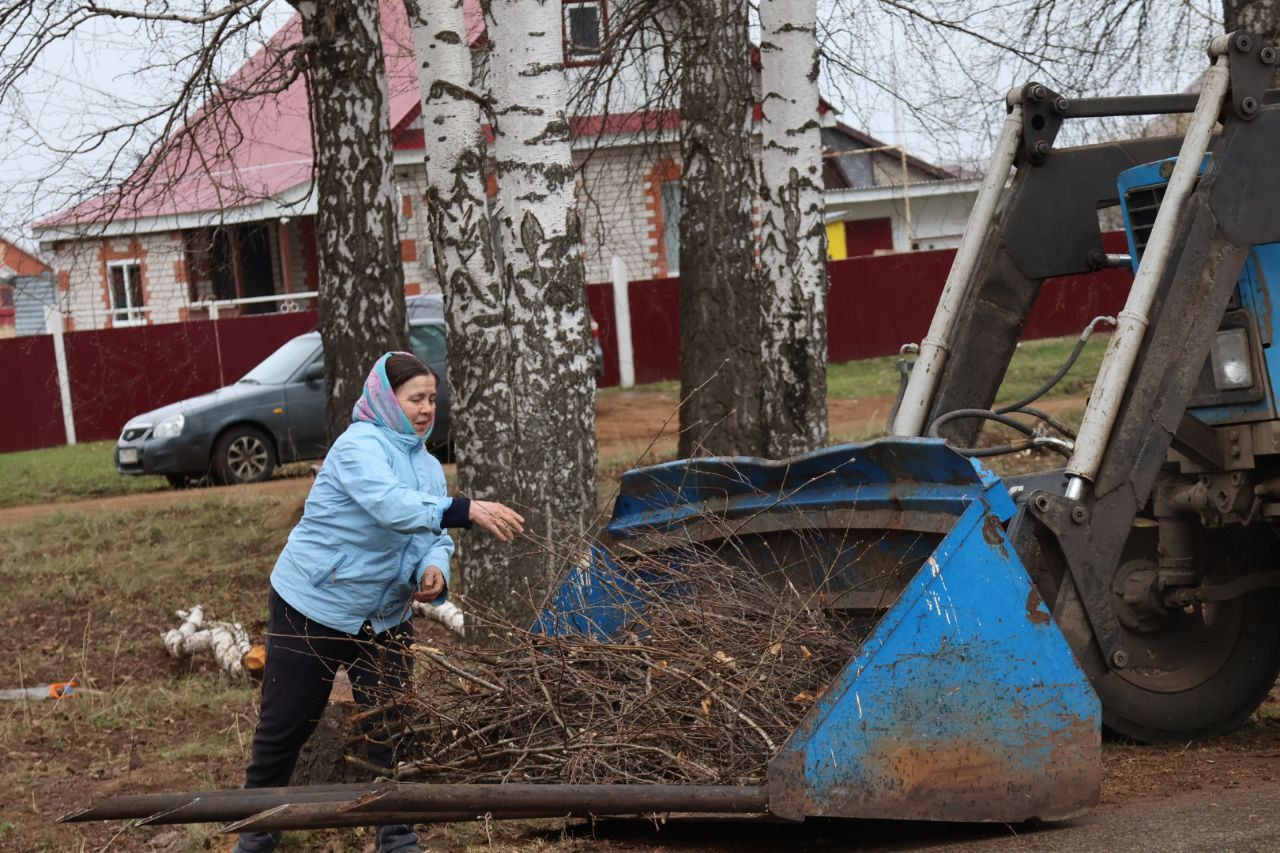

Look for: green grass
[1,336,1104,512]
[826,334,1108,404]
[0,440,167,508]
[595,333,1108,406]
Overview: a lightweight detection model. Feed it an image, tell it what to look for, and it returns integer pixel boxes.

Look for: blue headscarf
[351,352,433,442]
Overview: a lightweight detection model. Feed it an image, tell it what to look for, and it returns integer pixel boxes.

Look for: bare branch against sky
[0,0,295,245]
[0,0,1230,248]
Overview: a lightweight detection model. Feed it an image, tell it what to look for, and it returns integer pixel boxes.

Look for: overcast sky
[0,0,1224,253]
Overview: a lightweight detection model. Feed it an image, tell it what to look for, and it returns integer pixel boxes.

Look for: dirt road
[0,391,912,528]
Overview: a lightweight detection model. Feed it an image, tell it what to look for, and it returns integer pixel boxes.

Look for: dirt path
[0,392,1090,528]
[2,392,921,528]
[0,474,315,526]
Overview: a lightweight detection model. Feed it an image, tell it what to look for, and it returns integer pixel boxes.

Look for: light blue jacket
[270,420,454,634]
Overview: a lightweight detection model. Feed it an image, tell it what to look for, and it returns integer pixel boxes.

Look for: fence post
[610,256,635,388]
[45,304,77,445]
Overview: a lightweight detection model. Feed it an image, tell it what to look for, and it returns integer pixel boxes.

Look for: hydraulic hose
[995,315,1115,414]
[922,315,1116,459]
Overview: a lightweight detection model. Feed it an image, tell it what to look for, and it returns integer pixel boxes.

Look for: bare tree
[1224,2,1280,84]
[0,1,408,440]
[758,0,828,458]
[290,0,410,439]
[409,0,598,621]
[404,0,515,611]
[676,0,764,458]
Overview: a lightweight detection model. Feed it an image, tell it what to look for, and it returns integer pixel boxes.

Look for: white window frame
[106,259,146,326]
[563,0,606,64]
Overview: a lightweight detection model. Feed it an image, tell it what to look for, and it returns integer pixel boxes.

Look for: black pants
[244,588,414,789]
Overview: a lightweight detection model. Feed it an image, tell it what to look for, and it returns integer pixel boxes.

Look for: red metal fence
[2,243,1133,456]
[595,235,1134,384]
[0,311,317,454]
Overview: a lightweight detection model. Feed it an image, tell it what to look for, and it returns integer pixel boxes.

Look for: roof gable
[39,0,465,231]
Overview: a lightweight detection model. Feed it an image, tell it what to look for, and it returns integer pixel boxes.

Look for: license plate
[119,448,140,464]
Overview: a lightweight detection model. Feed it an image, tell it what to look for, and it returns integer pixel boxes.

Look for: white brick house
[32,0,955,332]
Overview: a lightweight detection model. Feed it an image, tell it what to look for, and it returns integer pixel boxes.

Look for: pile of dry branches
[376,544,867,786]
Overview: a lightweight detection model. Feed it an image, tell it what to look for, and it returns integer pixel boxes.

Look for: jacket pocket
[312,551,352,587]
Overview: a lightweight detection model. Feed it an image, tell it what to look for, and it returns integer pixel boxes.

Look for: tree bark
[412,0,598,624]
[758,0,828,458]
[292,0,410,442]
[1224,2,1280,84]
[405,0,512,607]
[676,0,764,458]
[1223,1,1280,38]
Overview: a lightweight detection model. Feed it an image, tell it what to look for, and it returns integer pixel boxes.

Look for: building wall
[394,163,438,296]
[11,274,55,336]
[576,142,675,283]
[49,147,945,331]
[53,231,188,330]
[831,185,978,254]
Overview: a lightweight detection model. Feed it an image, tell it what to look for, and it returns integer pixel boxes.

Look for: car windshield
[238,336,320,385]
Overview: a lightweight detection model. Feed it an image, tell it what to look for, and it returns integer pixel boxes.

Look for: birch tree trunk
[413,0,597,623]
[758,0,828,458]
[405,0,515,612]
[676,0,764,458]
[1223,2,1280,84]
[292,0,410,441]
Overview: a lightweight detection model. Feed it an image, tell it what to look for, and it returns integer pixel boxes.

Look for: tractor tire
[1052,523,1280,743]
[212,426,277,485]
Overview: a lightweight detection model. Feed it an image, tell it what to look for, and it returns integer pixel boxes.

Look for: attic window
[563,0,606,64]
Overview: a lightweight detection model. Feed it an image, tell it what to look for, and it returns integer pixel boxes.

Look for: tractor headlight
[1210,328,1252,391]
[153,413,186,439]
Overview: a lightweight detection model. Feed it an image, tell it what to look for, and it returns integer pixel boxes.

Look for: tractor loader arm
[902,33,1280,741]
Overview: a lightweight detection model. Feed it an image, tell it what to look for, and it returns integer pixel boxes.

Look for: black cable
[921,316,1115,458]
[995,315,1115,414]
[928,408,1036,439]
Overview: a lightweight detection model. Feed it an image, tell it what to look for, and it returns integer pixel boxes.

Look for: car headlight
[153,413,186,438]
[1210,328,1253,391]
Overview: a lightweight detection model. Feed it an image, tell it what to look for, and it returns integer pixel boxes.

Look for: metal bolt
[1071,505,1088,524]
[1033,140,1051,156]
[1242,96,1258,115]
[1029,84,1047,102]
[1111,649,1129,669]
[1236,33,1252,53]
[1262,46,1277,65]
[1034,494,1051,513]
[1054,97,1070,113]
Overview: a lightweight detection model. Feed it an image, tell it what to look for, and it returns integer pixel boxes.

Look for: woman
[233,352,525,853]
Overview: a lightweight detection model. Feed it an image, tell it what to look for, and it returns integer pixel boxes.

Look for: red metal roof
[0,237,50,276]
[40,1,883,231]
[42,0,483,229]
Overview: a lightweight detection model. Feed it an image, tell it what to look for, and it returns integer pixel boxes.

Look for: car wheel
[213,427,277,485]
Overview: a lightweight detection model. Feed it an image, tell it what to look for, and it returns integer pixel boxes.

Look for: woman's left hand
[415,566,446,602]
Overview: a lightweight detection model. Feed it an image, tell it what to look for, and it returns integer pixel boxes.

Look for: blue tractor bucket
[538,438,1100,823]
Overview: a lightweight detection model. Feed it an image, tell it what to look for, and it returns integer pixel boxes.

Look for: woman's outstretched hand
[470,500,525,542]
[415,566,446,602]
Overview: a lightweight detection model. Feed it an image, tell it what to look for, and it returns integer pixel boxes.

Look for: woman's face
[394,374,437,436]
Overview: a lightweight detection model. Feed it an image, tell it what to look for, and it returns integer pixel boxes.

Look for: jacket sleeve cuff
[441,497,473,529]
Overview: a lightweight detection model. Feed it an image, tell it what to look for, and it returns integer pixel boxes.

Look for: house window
[563,0,606,63]
[661,180,682,274]
[107,261,145,325]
